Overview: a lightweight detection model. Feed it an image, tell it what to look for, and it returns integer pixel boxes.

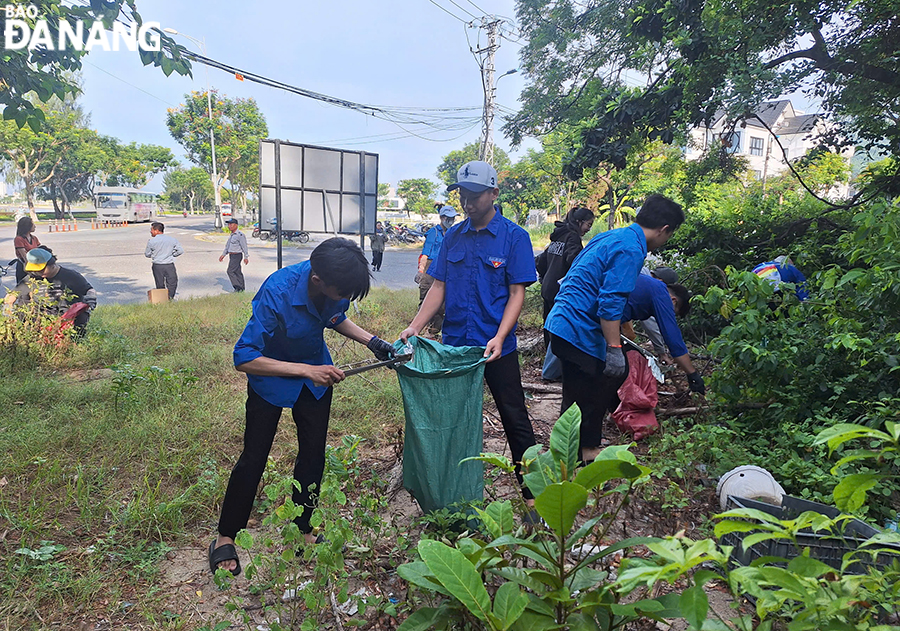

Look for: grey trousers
[227,253,245,291]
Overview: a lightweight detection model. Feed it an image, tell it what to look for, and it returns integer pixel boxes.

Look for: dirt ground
[154,345,746,630]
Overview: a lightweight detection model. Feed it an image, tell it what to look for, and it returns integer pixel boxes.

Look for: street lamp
[163,27,222,228]
[496,68,518,85]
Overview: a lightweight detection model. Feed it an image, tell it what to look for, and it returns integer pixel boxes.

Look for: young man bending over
[209,238,395,575]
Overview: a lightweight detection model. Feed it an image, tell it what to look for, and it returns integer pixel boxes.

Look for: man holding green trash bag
[400,160,539,514]
[208,238,396,576]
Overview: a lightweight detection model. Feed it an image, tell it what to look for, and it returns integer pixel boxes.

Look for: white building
[685,100,853,184]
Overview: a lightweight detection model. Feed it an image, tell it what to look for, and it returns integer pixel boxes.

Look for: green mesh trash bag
[393,336,487,513]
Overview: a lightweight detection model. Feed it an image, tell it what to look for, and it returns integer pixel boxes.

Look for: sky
[77,0,539,194]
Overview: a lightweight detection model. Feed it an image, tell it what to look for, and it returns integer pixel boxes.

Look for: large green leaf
[550,403,582,475]
[568,567,608,592]
[534,482,588,537]
[490,566,551,594]
[680,584,709,629]
[565,515,604,549]
[493,582,529,630]
[524,451,559,498]
[566,612,601,631]
[573,458,642,491]
[833,473,880,511]
[397,561,451,597]
[418,539,492,621]
[397,607,442,631]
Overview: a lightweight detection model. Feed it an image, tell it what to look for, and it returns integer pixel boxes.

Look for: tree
[377,182,391,207]
[436,142,512,189]
[166,91,268,215]
[101,141,177,188]
[507,0,900,184]
[396,178,438,216]
[0,104,79,221]
[37,125,106,218]
[0,1,191,133]
[162,167,214,215]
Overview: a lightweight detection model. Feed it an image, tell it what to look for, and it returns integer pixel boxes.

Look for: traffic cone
[73,220,78,231]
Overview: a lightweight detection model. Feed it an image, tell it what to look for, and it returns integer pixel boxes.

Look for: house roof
[705,99,801,130]
[777,113,820,135]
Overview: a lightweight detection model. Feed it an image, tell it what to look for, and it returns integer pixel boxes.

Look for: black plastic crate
[720,495,900,574]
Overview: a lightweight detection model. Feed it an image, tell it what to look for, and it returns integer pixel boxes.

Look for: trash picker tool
[620,335,665,384]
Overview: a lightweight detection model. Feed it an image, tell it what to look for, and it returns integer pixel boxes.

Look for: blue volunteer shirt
[421,224,447,260]
[427,210,537,357]
[622,274,689,358]
[233,260,349,407]
[545,222,648,361]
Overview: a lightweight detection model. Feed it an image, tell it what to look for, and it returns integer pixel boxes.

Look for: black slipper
[208,539,241,576]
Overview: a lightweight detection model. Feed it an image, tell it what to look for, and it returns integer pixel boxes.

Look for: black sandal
[208,539,241,576]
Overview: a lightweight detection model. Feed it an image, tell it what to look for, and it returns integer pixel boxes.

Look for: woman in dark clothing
[535,206,595,343]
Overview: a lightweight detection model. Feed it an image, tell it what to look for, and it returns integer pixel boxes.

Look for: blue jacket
[622,275,689,358]
[421,224,447,260]
[753,261,809,301]
[233,261,349,407]
[545,223,647,361]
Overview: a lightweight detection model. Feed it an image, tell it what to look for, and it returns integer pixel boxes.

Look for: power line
[425,0,470,23]
[444,0,480,20]
[83,60,177,106]
[182,50,483,133]
[462,0,490,16]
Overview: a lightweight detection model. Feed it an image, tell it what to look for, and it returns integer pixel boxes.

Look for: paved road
[0,216,420,303]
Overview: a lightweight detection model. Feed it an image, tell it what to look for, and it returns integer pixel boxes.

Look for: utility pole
[477,19,500,166]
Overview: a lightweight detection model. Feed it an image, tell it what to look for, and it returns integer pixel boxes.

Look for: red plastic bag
[612,350,659,440]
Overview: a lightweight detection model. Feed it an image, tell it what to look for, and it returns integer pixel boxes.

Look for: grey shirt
[145,234,184,264]
[222,231,248,258]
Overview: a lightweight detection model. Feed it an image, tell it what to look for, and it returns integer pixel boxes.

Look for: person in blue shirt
[752,255,809,301]
[400,160,539,517]
[416,205,459,334]
[545,194,685,463]
[209,238,396,576]
[622,274,705,394]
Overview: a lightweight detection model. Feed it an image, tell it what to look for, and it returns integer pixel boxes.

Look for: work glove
[367,336,396,362]
[414,272,423,284]
[603,345,627,378]
[687,372,706,395]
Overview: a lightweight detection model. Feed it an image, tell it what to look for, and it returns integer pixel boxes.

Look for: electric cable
[425,0,470,24]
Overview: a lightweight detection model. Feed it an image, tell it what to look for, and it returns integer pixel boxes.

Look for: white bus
[94,187,158,223]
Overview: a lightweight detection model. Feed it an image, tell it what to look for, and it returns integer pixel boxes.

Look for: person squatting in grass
[10,246,98,336]
[209,237,396,575]
[544,194,685,464]
[400,160,540,519]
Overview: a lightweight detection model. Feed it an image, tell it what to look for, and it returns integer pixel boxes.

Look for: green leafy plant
[815,418,900,513]
[396,404,710,630]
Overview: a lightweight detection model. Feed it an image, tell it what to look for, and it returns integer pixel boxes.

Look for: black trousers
[484,351,537,499]
[551,334,628,449]
[218,384,332,539]
[371,250,383,271]
[151,263,178,299]
[227,253,245,291]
